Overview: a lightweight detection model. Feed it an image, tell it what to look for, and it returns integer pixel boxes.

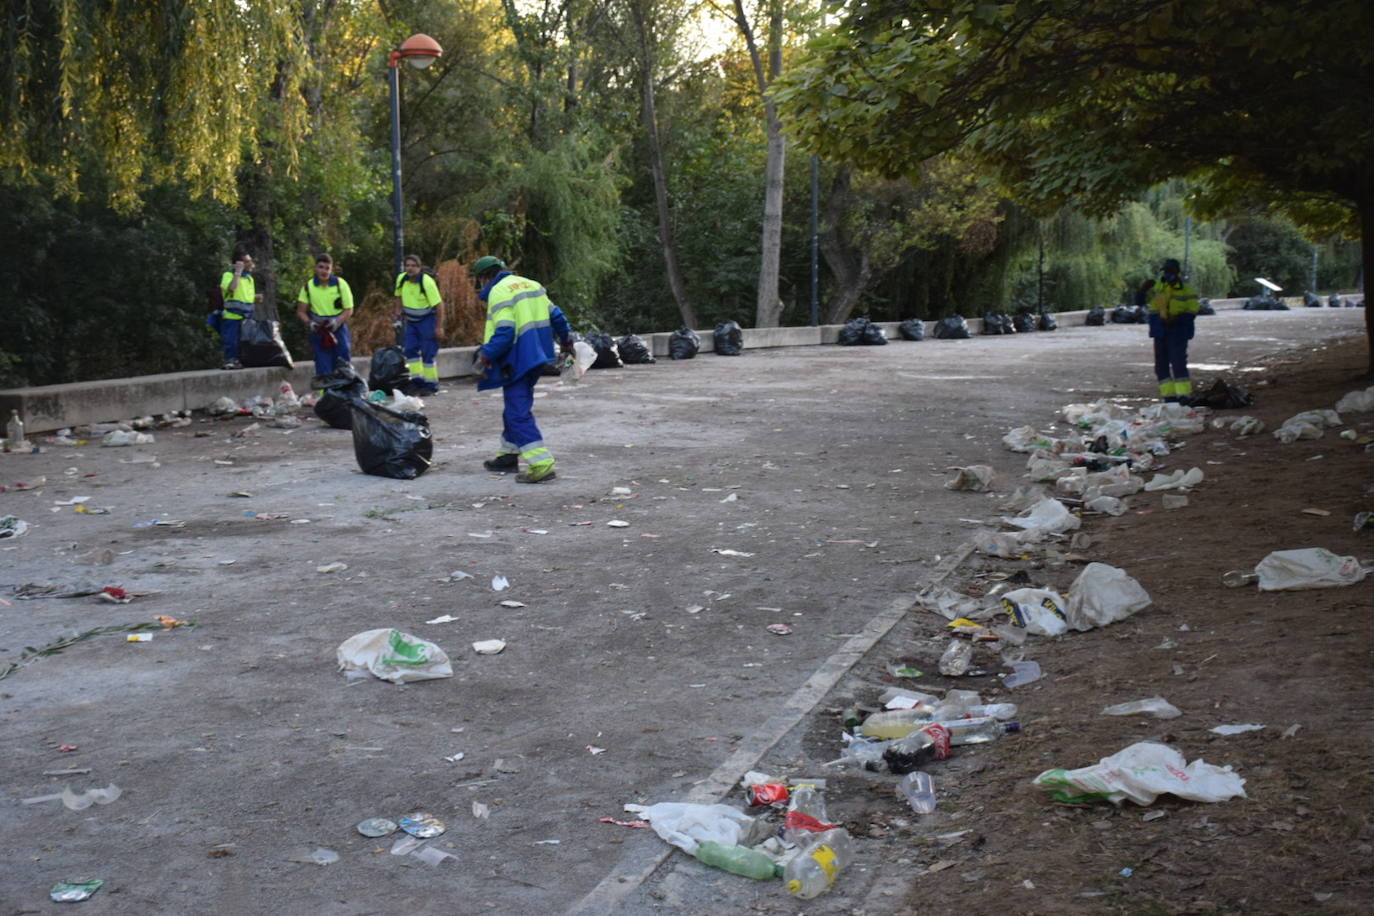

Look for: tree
[774,0,1374,367]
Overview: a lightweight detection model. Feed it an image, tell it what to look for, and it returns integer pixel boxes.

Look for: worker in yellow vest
[1148,258,1201,404]
[218,250,261,370]
[473,256,574,483]
[295,253,355,380]
[392,254,444,395]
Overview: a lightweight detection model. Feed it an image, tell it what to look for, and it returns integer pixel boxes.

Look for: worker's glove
[475,350,492,372]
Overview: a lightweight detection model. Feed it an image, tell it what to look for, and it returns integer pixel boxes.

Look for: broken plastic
[946,465,994,491]
[1001,660,1042,688]
[1101,697,1182,719]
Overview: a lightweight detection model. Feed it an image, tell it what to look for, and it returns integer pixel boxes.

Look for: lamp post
[388,33,443,275]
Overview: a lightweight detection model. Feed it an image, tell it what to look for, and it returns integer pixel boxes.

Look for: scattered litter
[491,575,510,591]
[1002,660,1042,688]
[1161,494,1189,510]
[711,548,754,558]
[607,520,630,528]
[1143,467,1204,491]
[1256,548,1367,590]
[472,801,491,819]
[1101,697,1182,719]
[766,623,793,635]
[946,465,994,491]
[444,752,465,762]
[611,486,633,496]
[498,600,525,608]
[317,562,348,574]
[22,784,122,810]
[1210,724,1264,735]
[126,633,153,643]
[357,818,398,837]
[623,801,756,854]
[1034,742,1246,805]
[101,430,154,447]
[1001,588,1068,636]
[399,812,446,838]
[587,745,607,755]
[447,570,474,581]
[1301,508,1331,517]
[411,846,455,866]
[1142,810,1166,822]
[336,629,453,684]
[287,847,339,866]
[598,816,650,829]
[425,615,459,625]
[938,639,974,676]
[472,639,506,655]
[1065,563,1151,631]
[50,880,103,903]
[1281,724,1302,739]
[0,515,29,539]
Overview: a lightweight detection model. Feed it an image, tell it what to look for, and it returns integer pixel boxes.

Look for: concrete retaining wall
[0,299,1263,433]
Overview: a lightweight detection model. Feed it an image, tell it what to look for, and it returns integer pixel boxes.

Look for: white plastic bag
[1255,548,1367,591]
[1000,587,1068,636]
[1033,741,1246,806]
[1228,415,1265,437]
[1335,387,1374,414]
[1101,697,1181,719]
[623,802,756,854]
[1002,498,1080,535]
[561,340,598,384]
[1084,495,1126,516]
[1065,563,1151,631]
[1142,467,1204,491]
[1001,426,1053,453]
[336,628,453,684]
[1273,420,1323,443]
[946,465,994,491]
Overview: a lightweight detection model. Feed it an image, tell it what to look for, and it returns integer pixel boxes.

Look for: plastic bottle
[783,785,836,844]
[896,771,937,814]
[937,716,1020,745]
[784,828,853,899]
[882,723,950,774]
[857,709,933,740]
[693,841,781,880]
[1221,569,1259,587]
[6,409,23,449]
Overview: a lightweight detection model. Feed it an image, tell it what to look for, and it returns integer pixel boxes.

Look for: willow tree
[1,0,314,211]
[774,0,1374,368]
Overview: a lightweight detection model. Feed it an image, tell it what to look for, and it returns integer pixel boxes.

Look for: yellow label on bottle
[812,844,839,882]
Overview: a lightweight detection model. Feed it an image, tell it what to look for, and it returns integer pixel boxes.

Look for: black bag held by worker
[668,327,700,359]
[238,319,294,369]
[1085,305,1106,326]
[618,334,656,364]
[348,399,433,480]
[586,332,623,369]
[933,315,971,339]
[714,321,744,355]
[898,318,926,340]
[314,368,367,430]
[1038,311,1058,331]
[368,346,409,393]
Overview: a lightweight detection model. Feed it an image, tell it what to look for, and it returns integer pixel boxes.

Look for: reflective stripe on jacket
[394,272,442,320]
[298,276,354,317]
[477,271,571,391]
[221,270,255,319]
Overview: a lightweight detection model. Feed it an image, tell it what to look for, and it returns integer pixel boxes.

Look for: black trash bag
[368,346,409,393]
[1244,294,1286,311]
[668,327,700,359]
[1352,298,1365,308]
[933,315,971,339]
[348,399,433,480]
[586,332,623,369]
[898,318,926,341]
[714,321,744,356]
[1303,291,1322,308]
[838,317,871,346]
[239,319,294,369]
[1192,378,1254,410]
[1085,306,1106,326]
[1038,311,1058,331]
[981,312,1014,335]
[1111,305,1146,324]
[1012,312,1037,333]
[1198,298,1216,316]
[862,322,888,345]
[1272,297,1291,310]
[313,368,368,430]
[1328,294,1343,308]
[618,334,656,364]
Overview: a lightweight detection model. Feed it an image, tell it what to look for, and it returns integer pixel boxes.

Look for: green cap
[473,256,506,276]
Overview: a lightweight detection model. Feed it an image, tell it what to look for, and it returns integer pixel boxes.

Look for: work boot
[483,454,518,472]
[516,463,556,484]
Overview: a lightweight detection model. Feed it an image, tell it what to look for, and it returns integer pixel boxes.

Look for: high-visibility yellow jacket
[220,271,256,319]
[477,271,572,390]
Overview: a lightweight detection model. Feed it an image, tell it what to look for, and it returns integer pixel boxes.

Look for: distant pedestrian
[218,250,261,369]
[473,256,574,484]
[296,254,355,382]
[1148,258,1200,403]
[393,254,444,394]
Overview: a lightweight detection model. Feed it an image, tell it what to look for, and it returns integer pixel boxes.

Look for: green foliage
[1224,219,1320,298]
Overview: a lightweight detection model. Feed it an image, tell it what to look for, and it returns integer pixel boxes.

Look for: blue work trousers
[309,323,353,377]
[220,318,243,361]
[501,369,545,453]
[403,313,439,364]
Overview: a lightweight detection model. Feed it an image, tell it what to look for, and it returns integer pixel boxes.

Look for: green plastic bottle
[693,841,782,880]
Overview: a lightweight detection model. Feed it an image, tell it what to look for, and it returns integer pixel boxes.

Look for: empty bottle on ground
[693,841,781,879]
[784,828,854,899]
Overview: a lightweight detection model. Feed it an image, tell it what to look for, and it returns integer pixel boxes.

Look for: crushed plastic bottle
[784,828,853,899]
[896,771,937,814]
[1221,569,1259,588]
[693,841,781,879]
[882,723,951,774]
[935,716,1020,745]
[783,785,838,844]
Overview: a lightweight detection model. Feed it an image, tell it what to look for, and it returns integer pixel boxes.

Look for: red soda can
[746,783,790,807]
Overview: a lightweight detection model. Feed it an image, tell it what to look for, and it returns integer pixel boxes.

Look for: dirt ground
[2,303,1372,914]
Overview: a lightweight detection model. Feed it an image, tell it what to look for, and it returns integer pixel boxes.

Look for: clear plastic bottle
[936,716,1020,745]
[693,841,781,880]
[6,409,23,449]
[882,724,950,774]
[896,771,937,814]
[1221,569,1258,588]
[857,709,931,740]
[783,784,835,844]
[784,828,853,899]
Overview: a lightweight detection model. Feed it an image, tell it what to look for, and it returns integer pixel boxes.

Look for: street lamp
[388,33,443,274]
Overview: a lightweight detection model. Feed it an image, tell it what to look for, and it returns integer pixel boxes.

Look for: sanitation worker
[392,254,445,394]
[1148,258,1200,404]
[295,253,355,381]
[472,256,574,483]
[218,250,261,369]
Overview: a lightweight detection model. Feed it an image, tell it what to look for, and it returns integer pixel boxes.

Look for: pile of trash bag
[239,319,294,369]
[1012,312,1037,333]
[1111,305,1147,324]
[898,318,926,341]
[1038,312,1058,331]
[1243,295,1288,310]
[668,327,700,360]
[349,399,433,479]
[314,368,368,429]
[980,312,1015,335]
[837,317,888,346]
[586,332,623,369]
[933,315,971,339]
[1303,291,1322,308]
[368,346,409,393]
[1084,305,1106,326]
[714,321,744,356]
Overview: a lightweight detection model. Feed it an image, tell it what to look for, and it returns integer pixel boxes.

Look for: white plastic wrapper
[1001,426,1053,453]
[623,802,757,854]
[1034,741,1246,805]
[946,465,994,491]
[1000,587,1069,636]
[1335,387,1374,414]
[1065,563,1151,631]
[1100,697,1182,719]
[561,340,598,384]
[337,628,453,684]
[1255,548,1367,591]
[1142,467,1204,491]
[1001,498,1080,535]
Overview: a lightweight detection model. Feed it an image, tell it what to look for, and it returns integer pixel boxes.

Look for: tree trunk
[1363,196,1373,374]
[735,0,786,328]
[818,167,869,324]
[632,1,697,329]
[237,161,278,322]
